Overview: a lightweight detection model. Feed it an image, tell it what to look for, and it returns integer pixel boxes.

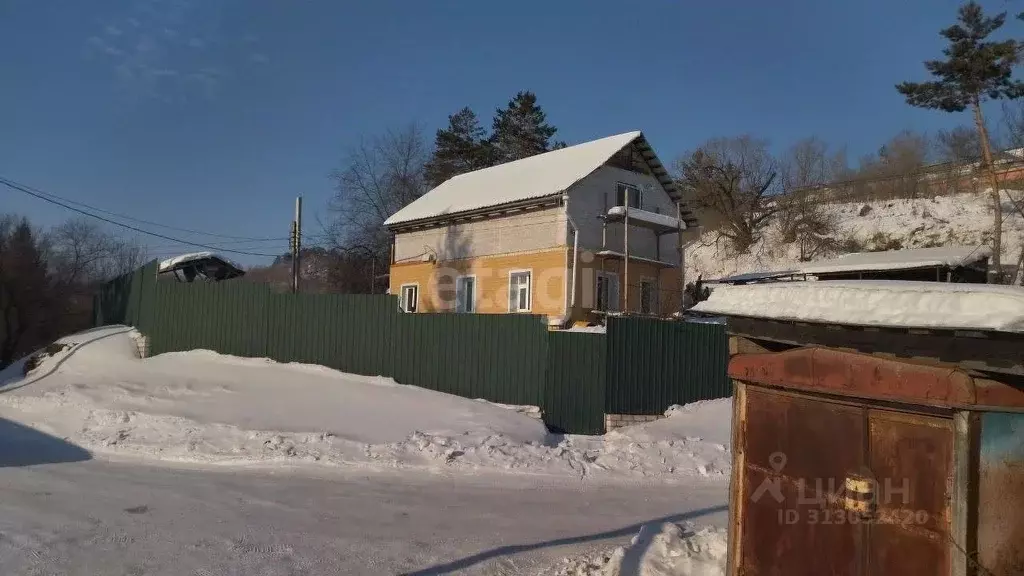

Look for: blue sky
[0,0,1017,266]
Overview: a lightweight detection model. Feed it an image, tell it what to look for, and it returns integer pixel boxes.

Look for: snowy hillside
[0,327,732,482]
[685,191,1024,280]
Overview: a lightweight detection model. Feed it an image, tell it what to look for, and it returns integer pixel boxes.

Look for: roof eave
[385,193,566,232]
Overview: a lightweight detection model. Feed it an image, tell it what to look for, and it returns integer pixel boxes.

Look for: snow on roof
[692,280,1024,333]
[606,206,686,232]
[799,245,991,275]
[384,131,678,227]
[158,252,244,273]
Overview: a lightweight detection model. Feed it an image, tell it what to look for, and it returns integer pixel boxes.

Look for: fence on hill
[94,261,730,435]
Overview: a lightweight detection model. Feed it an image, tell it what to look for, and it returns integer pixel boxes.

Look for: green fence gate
[605,317,730,415]
[543,331,606,435]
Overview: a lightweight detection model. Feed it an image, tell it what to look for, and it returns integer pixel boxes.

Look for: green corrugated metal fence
[390,313,549,406]
[93,260,158,327]
[265,293,396,376]
[605,316,730,415]
[543,331,606,435]
[93,263,731,434]
[148,280,270,358]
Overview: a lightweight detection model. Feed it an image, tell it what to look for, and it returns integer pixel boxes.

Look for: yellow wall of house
[389,248,569,316]
[573,256,675,315]
[568,255,681,321]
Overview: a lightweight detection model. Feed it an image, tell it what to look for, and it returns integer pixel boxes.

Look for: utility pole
[291,196,302,294]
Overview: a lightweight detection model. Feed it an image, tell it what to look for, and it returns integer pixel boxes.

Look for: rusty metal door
[865,409,953,575]
[733,386,953,576]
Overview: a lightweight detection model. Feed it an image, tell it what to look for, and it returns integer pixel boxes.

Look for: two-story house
[383,131,699,326]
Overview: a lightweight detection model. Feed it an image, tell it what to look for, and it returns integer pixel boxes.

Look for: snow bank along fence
[93,261,731,434]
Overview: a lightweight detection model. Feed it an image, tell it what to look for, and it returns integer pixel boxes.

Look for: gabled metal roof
[384,131,694,228]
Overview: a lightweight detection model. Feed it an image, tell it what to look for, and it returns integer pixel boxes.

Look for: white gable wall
[567,165,680,264]
[392,207,567,263]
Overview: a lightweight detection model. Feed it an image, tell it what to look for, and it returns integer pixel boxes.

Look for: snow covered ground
[686,191,1024,280]
[544,524,728,576]
[0,326,734,574]
[0,456,729,575]
[0,326,732,483]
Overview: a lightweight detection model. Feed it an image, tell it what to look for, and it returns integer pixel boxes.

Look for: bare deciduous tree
[933,125,981,193]
[857,130,932,200]
[676,136,782,253]
[327,124,429,270]
[1002,101,1024,149]
[49,219,145,287]
[778,137,846,260]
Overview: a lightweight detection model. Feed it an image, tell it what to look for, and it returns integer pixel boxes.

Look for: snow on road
[0,457,728,575]
[0,326,734,574]
[545,524,728,576]
[0,326,732,482]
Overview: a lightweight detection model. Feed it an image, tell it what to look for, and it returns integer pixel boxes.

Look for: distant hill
[686,192,1024,283]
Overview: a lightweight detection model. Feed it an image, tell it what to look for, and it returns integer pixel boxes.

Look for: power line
[1,176,282,241]
[0,176,279,257]
[142,237,289,250]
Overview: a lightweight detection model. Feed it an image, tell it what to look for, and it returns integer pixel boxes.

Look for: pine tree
[424,107,494,187]
[896,1,1024,282]
[490,91,558,163]
[0,219,52,367]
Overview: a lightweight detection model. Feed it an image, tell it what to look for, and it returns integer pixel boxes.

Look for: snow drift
[548,523,728,576]
[0,327,732,481]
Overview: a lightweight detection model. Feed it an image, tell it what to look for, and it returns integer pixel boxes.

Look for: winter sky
[0,0,1009,265]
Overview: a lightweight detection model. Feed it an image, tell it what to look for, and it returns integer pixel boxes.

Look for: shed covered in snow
[800,245,990,283]
[692,281,1024,576]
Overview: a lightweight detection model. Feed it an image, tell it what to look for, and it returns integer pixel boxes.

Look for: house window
[596,272,619,312]
[616,183,642,210]
[400,284,418,313]
[456,275,476,313]
[640,279,656,315]
[508,271,532,312]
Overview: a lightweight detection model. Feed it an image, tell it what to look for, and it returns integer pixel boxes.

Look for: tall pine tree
[896,1,1024,282]
[490,91,558,163]
[0,219,52,367]
[424,107,494,187]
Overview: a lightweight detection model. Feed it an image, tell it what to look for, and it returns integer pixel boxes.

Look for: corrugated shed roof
[384,131,685,227]
[692,280,1024,333]
[712,270,802,284]
[799,245,991,275]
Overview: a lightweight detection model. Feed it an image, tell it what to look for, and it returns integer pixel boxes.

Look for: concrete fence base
[604,413,664,432]
[132,333,151,359]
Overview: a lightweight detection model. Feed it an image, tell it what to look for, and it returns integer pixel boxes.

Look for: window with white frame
[508,271,531,312]
[400,284,418,313]
[615,183,642,209]
[640,279,656,315]
[595,272,619,312]
[456,275,476,313]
